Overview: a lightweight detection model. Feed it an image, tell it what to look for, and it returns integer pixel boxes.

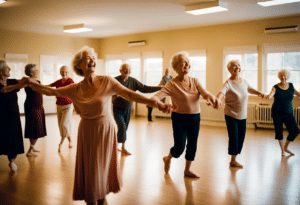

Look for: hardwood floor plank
[0,114,299,204]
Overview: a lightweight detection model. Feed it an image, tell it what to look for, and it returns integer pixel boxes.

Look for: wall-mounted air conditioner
[128,40,146,47]
[264,25,299,34]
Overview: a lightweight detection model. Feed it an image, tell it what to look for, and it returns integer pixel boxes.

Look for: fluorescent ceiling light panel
[257,0,300,6]
[185,0,228,15]
[0,0,7,5]
[63,24,93,33]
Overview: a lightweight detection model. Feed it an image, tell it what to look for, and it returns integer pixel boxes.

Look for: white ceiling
[0,0,299,38]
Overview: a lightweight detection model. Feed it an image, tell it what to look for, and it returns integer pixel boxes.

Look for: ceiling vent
[128,40,146,47]
[264,25,299,34]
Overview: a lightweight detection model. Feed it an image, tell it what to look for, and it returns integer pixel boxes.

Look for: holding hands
[151,97,172,114]
[204,94,222,109]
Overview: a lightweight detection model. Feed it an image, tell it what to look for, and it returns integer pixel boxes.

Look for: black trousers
[170,112,200,161]
[272,111,299,141]
[225,115,246,156]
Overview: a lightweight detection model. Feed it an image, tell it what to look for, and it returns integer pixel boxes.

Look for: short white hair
[60,65,69,72]
[227,60,240,70]
[278,68,291,79]
[170,51,189,72]
[71,46,95,76]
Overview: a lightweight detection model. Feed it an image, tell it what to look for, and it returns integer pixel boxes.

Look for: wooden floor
[0,114,300,205]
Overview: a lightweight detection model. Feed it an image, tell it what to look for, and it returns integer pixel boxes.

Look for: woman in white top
[216,60,264,168]
[152,51,218,178]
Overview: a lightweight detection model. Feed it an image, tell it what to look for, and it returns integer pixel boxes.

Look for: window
[143,51,163,86]
[106,53,142,81]
[224,46,258,90]
[123,52,141,81]
[5,53,28,114]
[187,50,206,88]
[106,54,123,78]
[106,51,163,85]
[263,43,300,92]
[40,55,73,84]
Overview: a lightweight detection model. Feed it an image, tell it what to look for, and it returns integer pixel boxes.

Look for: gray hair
[71,46,96,77]
[170,51,189,72]
[60,65,69,72]
[227,60,240,70]
[0,60,6,70]
[25,64,36,76]
[278,68,291,79]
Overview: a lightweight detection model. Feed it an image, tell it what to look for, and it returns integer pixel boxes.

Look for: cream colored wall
[96,15,300,103]
[0,28,99,72]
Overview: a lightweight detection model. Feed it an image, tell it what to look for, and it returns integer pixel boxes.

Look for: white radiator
[256,104,273,124]
[256,104,300,128]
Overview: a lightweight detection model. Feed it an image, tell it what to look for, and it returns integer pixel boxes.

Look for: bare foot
[26,152,37,157]
[8,162,17,172]
[69,142,73,148]
[284,148,295,156]
[163,156,171,174]
[58,144,62,152]
[121,148,131,155]
[184,170,200,178]
[32,148,40,152]
[229,161,243,168]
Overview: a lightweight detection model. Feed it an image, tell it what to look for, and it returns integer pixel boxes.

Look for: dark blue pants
[147,106,153,121]
[171,112,200,161]
[113,106,132,143]
[225,115,246,156]
[272,111,299,141]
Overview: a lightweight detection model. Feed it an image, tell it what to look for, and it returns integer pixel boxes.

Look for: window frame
[223,45,258,90]
[262,43,300,93]
[186,50,207,89]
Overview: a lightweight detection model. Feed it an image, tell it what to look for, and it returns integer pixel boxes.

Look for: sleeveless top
[272,83,294,115]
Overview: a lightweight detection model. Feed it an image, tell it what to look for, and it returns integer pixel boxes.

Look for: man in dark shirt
[113,63,161,155]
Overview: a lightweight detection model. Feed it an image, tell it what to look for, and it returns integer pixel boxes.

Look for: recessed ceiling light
[63,24,93,33]
[185,0,228,15]
[257,0,300,7]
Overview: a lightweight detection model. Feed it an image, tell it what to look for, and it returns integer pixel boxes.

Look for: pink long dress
[55,75,125,202]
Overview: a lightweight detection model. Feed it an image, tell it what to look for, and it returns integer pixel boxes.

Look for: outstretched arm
[0,78,28,93]
[265,87,276,100]
[248,88,266,98]
[117,87,161,108]
[215,92,224,108]
[29,82,59,96]
[294,88,300,98]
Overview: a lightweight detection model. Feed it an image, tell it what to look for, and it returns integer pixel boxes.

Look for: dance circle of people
[0,47,299,204]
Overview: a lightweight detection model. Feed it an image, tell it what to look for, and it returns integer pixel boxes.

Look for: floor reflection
[184,177,198,205]
[225,167,242,204]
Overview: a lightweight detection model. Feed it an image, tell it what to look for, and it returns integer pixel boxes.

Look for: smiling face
[120,64,131,78]
[228,61,241,78]
[0,63,11,77]
[77,51,96,75]
[60,67,69,79]
[174,55,190,75]
[278,70,289,83]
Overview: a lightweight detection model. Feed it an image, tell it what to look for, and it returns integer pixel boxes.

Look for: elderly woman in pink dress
[29,46,167,205]
[152,51,218,178]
